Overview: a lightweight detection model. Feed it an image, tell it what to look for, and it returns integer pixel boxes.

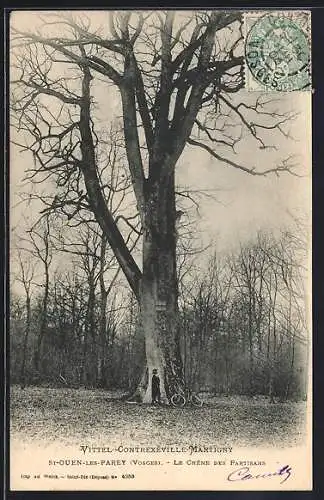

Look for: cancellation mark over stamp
[244,11,311,92]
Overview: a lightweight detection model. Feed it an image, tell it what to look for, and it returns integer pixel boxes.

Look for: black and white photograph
[8,9,312,491]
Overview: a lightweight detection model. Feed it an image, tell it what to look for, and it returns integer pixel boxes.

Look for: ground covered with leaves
[10,386,307,449]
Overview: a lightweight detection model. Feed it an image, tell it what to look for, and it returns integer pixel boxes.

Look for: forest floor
[10,385,307,449]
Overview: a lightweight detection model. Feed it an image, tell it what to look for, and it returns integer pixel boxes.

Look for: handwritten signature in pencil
[227,465,292,484]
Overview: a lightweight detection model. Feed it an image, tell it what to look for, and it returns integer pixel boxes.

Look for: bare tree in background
[59,224,122,386]
[11,11,298,402]
[14,251,36,388]
[26,215,53,372]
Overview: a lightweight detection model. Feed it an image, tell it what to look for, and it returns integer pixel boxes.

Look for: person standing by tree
[152,369,161,405]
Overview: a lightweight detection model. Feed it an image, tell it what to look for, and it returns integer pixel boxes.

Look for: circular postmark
[245,13,310,91]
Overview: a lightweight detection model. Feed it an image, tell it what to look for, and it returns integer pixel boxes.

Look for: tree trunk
[98,239,107,387]
[97,295,106,387]
[284,335,295,401]
[224,319,231,395]
[20,295,31,389]
[34,267,49,372]
[131,172,184,403]
[248,292,254,395]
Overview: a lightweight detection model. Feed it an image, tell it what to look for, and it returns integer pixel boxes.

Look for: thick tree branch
[133,58,154,155]
[168,13,227,165]
[12,29,123,85]
[78,63,142,298]
[120,69,146,217]
[149,11,174,179]
[170,12,241,72]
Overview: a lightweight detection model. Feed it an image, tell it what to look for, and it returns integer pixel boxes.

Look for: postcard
[8,9,312,491]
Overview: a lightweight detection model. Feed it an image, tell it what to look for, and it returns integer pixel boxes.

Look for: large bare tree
[11,11,297,402]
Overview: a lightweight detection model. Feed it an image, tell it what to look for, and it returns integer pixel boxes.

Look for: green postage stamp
[244,11,311,91]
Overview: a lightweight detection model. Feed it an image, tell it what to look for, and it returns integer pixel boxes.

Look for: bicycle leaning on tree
[170,386,203,408]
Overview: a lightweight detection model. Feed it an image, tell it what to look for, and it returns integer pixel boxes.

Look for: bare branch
[187,137,300,177]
